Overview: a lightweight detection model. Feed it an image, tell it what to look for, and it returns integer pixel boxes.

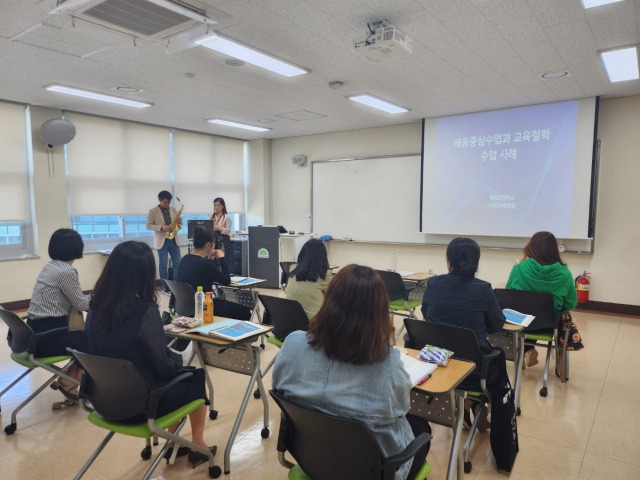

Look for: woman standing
[506,231,578,367]
[27,228,90,404]
[210,197,234,274]
[86,241,215,466]
[273,265,431,480]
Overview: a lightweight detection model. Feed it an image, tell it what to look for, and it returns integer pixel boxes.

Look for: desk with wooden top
[404,348,475,480]
[166,318,273,474]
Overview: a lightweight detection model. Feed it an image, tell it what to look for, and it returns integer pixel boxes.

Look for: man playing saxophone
[146,190,182,293]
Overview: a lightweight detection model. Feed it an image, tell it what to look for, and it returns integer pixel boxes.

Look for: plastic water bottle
[194,286,205,323]
[390,252,398,272]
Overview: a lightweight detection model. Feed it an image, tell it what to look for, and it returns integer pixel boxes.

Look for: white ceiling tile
[0,0,639,139]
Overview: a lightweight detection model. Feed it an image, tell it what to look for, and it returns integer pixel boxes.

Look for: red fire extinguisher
[575,271,590,304]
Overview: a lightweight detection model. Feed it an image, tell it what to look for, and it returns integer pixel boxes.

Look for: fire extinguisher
[575,271,590,304]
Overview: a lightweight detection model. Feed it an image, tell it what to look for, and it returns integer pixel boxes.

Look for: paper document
[189,319,269,341]
[230,276,260,285]
[503,308,535,328]
[399,353,438,386]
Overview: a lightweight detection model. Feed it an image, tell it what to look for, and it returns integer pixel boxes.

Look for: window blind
[0,102,29,221]
[65,113,171,216]
[172,130,245,215]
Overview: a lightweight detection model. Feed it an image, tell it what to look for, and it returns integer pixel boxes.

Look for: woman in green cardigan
[506,231,578,367]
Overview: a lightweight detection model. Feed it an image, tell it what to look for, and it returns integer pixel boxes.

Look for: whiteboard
[312,155,425,243]
[311,154,593,252]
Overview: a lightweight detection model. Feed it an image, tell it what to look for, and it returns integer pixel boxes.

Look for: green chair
[404,318,501,474]
[494,289,559,397]
[67,348,221,480]
[0,308,79,435]
[375,270,422,340]
[270,390,432,480]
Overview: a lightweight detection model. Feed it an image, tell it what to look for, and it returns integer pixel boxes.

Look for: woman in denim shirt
[272,264,431,480]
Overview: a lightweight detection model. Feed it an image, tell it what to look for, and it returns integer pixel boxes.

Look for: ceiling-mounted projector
[352,22,413,63]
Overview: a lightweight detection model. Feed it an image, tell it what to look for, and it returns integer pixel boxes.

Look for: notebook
[399,352,438,386]
[189,319,269,341]
[503,308,535,328]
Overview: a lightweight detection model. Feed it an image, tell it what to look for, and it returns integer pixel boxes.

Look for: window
[0,222,22,245]
[124,215,153,239]
[71,216,121,241]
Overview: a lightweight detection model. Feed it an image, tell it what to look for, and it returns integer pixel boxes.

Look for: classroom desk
[404,348,475,480]
[166,318,273,474]
[489,323,525,414]
[222,278,266,323]
[401,271,435,283]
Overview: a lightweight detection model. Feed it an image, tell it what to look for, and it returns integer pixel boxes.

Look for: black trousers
[406,414,432,479]
[26,315,87,357]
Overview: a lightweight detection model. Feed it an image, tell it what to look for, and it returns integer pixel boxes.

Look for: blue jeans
[157,238,181,283]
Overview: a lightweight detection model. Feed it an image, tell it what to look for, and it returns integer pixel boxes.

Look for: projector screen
[421,98,597,239]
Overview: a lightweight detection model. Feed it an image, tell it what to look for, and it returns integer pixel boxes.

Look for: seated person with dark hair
[421,237,506,429]
[177,227,251,320]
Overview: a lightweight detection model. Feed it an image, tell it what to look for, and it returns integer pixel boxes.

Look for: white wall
[271,98,640,306]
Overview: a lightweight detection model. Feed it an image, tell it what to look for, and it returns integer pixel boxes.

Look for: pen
[417,373,432,386]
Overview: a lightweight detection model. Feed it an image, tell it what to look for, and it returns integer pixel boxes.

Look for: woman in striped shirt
[27,228,90,404]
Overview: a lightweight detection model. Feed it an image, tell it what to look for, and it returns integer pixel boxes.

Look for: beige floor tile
[3,309,640,479]
[578,453,640,479]
[586,422,640,467]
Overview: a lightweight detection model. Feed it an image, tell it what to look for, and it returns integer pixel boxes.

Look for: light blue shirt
[272,331,414,480]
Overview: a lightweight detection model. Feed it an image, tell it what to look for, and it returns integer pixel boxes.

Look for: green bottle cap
[197,286,203,291]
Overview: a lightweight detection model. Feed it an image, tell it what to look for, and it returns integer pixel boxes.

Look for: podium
[248,226,280,288]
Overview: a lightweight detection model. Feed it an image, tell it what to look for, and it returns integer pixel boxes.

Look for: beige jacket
[146,205,180,250]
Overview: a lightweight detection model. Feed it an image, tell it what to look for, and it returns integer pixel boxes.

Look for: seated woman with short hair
[273,264,431,480]
[177,227,251,320]
[86,241,214,466]
[285,239,332,319]
[27,228,91,404]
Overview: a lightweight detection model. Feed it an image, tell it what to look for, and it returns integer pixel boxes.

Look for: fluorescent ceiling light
[600,47,639,82]
[208,118,271,132]
[195,32,309,77]
[44,84,152,108]
[581,0,624,8]
[347,94,410,114]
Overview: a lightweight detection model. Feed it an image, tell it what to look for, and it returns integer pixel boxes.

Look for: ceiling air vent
[50,0,216,40]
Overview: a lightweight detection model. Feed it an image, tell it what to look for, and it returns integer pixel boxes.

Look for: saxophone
[164,197,184,240]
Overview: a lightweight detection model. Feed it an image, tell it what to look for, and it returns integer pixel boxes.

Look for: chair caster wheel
[254,389,261,399]
[464,461,472,473]
[209,410,218,420]
[261,427,270,438]
[540,387,548,397]
[260,343,265,350]
[209,465,222,478]
[516,407,521,416]
[140,446,152,460]
[4,423,16,435]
